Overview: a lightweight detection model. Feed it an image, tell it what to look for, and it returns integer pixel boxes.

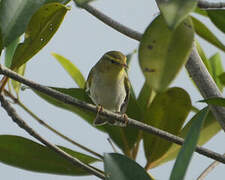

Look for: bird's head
[100,51,128,72]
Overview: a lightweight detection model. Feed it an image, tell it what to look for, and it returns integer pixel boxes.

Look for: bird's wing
[120,73,130,113]
[85,68,94,96]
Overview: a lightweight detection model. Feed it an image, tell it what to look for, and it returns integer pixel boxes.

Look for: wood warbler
[85,51,130,126]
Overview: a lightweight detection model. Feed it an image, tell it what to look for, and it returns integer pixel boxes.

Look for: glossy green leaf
[137,81,152,114]
[5,37,20,68]
[208,10,225,34]
[11,64,26,96]
[151,111,221,168]
[10,3,69,69]
[208,53,224,90]
[170,108,208,180]
[156,0,197,29]
[200,97,225,107]
[0,135,100,175]
[52,53,85,88]
[0,0,44,46]
[104,153,152,180]
[192,16,225,52]
[143,87,191,168]
[33,87,97,127]
[139,15,194,92]
[0,0,69,47]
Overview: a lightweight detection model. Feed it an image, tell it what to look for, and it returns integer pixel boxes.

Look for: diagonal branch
[74,2,225,131]
[198,0,225,9]
[0,64,225,164]
[0,94,105,179]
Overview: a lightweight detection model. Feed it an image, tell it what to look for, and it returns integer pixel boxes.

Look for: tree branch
[0,64,225,164]
[74,2,225,131]
[198,1,225,9]
[0,93,105,179]
[4,89,103,160]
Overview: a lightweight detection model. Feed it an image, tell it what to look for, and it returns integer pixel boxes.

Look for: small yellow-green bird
[85,51,130,126]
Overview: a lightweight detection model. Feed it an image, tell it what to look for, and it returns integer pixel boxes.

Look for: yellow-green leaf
[151,111,221,168]
[208,10,225,34]
[192,16,225,52]
[52,53,85,88]
[139,15,194,92]
[10,3,69,69]
[156,0,197,29]
[0,135,100,175]
[208,53,224,91]
[11,64,26,96]
[143,87,191,168]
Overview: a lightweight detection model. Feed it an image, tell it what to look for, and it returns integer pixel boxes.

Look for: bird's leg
[93,105,107,126]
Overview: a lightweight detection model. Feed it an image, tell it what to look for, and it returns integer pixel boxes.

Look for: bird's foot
[108,113,128,127]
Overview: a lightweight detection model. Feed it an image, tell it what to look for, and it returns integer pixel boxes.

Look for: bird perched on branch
[85,51,130,126]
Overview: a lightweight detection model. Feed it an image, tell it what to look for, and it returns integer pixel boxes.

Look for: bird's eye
[110,59,116,64]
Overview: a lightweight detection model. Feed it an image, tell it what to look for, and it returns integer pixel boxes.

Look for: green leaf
[33,87,98,127]
[11,64,26,96]
[191,16,225,52]
[143,87,191,168]
[104,153,152,180]
[200,97,225,107]
[0,0,69,47]
[10,3,69,69]
[208,10,225,34]
[139,15,194,92]
[169,108,208,180]
[195,40,212,74]
[0,135,100,175]
[0,0,44,46]
[5,37,20,68]
[156,0,197,29]
[51,53,85,88]
[208,53,224,90]
[151,111,221,168]
[219,72,225,86]
[137,81,152,114]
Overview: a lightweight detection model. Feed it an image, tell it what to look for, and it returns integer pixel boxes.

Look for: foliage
[0,0,224,179]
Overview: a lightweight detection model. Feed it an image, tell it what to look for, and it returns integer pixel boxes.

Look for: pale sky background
[0,0,225,179]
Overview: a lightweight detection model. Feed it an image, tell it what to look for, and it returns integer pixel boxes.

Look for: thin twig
[0,65,225,164]
[107,138,118,153]
[76,2,142,41]
[73,2,225,131]
[197,153,225,180]
[4,89,103,160]
[198,0,225,9]
[0,94,105,179]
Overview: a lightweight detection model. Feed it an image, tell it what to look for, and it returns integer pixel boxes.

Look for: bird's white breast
[89,70,126,112]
